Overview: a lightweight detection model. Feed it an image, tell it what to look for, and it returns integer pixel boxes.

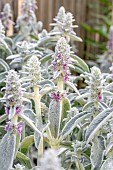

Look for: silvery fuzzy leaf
[19,114,42,136]
[85,108,113,144]
[39,80,55,87]
[0,114,8,123]
[70,33,83,42]
[16,151,32,169]
[90,136,105,170]
[0,133,16,170]
[24,109,36,122]
[65,81,80,95]
[34,120,41,149]
[6,54,21,60]
[10,57,23,65]
[71,54,89,73]
[14,133,21,158]
[48,100,61,138]
[61,97,71,129]
[71,64,84,73]
[9,106,16,120]
[0,58,10,71]
[83,101,94,111]
[20,135,34,155]
[100,158,113,170]
[40,86,56,97]
[103,90,113,96]
[61,112,91,139]
[0,71,7,83]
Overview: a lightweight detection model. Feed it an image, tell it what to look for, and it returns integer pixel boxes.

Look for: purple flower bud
[98,92,102,100]
[51,91,61,101]
[5,122,11,131]
[17,121,23,134]
[16,106,21,114]
[5,106,10,115]
[63,64,67,70]
[64,73,69,81]
[58,54,61,59]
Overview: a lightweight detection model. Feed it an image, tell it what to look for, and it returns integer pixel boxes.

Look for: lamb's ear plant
[1,3,14,31]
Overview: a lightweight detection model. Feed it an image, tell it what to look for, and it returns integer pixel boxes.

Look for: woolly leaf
[20,135,34,155]
[0,133,16,170]
[48,100,61,138]
[90,136,105,170]
[100,158,113,170]
[61,97,71,129]
[16,151,32,169]
[83,101,94,111]
[0,58,10,71]
[61,112,91,139]
[0,114,8,123]
[71,54,90,73]
[14,133,21,158]
[85,108,113,144]
[40,53,53,63]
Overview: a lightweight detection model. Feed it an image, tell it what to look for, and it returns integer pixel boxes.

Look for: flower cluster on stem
[2,70,24,134]
[1,3,14,30]
[52,37,71,81]
[88,66,103,103]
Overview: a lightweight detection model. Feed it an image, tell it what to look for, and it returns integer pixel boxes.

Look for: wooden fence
[0,0,110,59]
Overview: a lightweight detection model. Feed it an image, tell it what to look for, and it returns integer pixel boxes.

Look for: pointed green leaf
[0,114,8,123]
[20,135,34,155]
[83,101,94,111]
[61,112,91,139]
[71,54,90,73]
[61,97,71,129]
[85,108,113,144]
[16,151,32,169]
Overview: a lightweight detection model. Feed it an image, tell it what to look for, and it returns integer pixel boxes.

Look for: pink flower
[5,106,10,115]
[16,106,21,114]
[64,73,69,81]
[17,121,23,134]
[58,54,61,59]
[98,92,102,100]
[51,91,61,101]
[5,122,11,131]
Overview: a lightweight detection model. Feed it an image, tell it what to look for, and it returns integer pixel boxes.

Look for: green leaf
[40,86,55,97]
[16,151,32,169]
[61,112,91,139]
[85,108,113,144]
[83,101,94,111]
[14,133,21,158]
[48,100,61,138]
[71,54,90,73]
[90,136,105,170]
[61,97,71,129]
[70,33,83,42]
[0,72,7,83]
[20,135,34,155]
[0,133,16,170]
[40,53,53,63]
[0,114,8,123]
[100,158,113,170]
[0,59,10,71]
